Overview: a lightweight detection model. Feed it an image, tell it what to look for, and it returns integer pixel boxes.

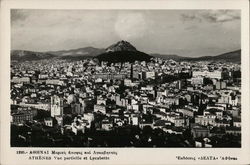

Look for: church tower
[51,95,63,117]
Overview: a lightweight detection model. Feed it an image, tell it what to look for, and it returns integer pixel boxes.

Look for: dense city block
[10,55,241,147]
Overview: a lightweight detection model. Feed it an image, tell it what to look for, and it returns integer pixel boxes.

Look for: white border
[1,0,249,165]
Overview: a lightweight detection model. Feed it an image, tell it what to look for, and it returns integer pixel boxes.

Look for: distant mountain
[11,47,105,61]
[186,49,241,62]
[11,50,56,61]
[105,40,137,52]
[47,47,105,58]
[151,49,241,63]
[96,40,152,63]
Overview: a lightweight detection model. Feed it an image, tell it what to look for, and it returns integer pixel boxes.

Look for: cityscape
[10,10,241,147]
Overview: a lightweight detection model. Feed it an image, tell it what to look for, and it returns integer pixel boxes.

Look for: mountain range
[11,50,56,61]
[151,50,241,63]
[11,40,241,63]
[47,47,105,59]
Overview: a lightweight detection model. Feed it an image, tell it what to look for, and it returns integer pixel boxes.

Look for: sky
[11,9,241,57]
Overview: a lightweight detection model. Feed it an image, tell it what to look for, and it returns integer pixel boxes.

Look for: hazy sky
[11,9,240,57]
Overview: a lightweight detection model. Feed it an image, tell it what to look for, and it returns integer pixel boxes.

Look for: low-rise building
[191,125,210,138]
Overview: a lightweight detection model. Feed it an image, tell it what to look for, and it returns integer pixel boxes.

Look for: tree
[33,109,50,120]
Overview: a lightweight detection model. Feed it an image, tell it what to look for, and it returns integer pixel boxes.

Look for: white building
[44,117,53,127]
[193,71,222,79]
[51,95,63,117]
[94,104,106,114]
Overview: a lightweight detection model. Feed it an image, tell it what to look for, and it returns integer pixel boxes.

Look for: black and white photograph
[10,9,242,148]
[1,1,250,164]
